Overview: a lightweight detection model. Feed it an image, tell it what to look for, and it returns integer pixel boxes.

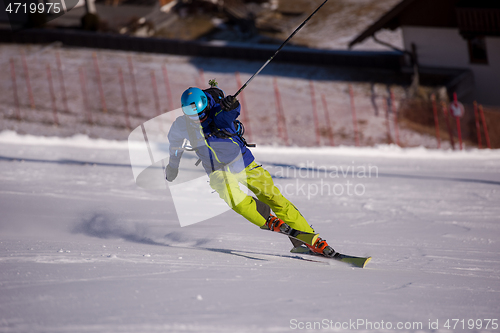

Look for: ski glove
[221,95,240,111]
[165,164,178,182]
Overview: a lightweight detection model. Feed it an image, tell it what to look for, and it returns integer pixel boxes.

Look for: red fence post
[21,50,35,109]
[92,52,107,113]
[235,72,252,142]
[273,77,289,145]
[309,81,321,146]
[453,92,463,150]
[118,67,131,129]
[473,101,482,148]
[384,96,392,143]
[348,84,360,146]
[128,56,141,117]
[162,64,174,112]
[56,51,69,112]
[199,68,206,87]
[431,94,441,148]
[10,58,21,121]
[455,116,463,150]
[46,64,59,126]
[321,94,334,146]
[79,67,92,124]
[479,104,491,149]
[151,70,161,117]
[442,101,455,150]
[390,88,400,146]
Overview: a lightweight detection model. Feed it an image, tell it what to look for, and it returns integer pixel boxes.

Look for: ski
[264,223,371,268]
[290,246,372,268]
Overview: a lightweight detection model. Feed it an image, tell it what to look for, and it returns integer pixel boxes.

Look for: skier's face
[183,104,208,123]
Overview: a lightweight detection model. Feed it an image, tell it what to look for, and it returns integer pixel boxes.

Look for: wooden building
[349,0,500,106]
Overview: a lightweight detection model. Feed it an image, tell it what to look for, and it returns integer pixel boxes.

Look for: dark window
[468,36,488,64]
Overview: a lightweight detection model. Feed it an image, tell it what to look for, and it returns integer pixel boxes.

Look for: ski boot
[306,237,336,257]
[261,215,291,234]
[262,215,322,248]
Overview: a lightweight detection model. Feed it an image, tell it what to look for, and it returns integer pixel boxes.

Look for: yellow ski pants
[209,161,314,233]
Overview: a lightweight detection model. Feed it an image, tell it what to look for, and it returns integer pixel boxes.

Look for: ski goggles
[182,104,208,122]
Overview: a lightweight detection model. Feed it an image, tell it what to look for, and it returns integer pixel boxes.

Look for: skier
[165,85,335,256]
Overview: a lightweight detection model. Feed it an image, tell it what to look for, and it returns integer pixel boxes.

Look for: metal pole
[10,59,21,121]
[56,51,69,112]
[128,56,141,117]
[151,70,161,117]
[92,52,107,113]
[79,67,92,124]
[46,64,59,126]
[473,101,482,148]
[390,88,400,146]
[431,94,441,148]
[162,64,174,112]
[321,94,334,146]
[21,50,35,109]
[273,77,289,145]
[479,104,491,149]
[118,67,131,129]
[442,101,455,150]
[453,93,462,150]
[349,84,359,147]
[310,81,321,146]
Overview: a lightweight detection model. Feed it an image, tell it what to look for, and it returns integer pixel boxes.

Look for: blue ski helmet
[181,87,208,122]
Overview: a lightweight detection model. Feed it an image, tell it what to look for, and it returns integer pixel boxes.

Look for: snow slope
[1,132,500,332]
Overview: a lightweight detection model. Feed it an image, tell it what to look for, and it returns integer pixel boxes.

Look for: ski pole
[233,0,329,99]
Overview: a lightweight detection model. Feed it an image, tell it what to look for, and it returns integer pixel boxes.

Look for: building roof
[348,0,416,48]
[349,0,500,48]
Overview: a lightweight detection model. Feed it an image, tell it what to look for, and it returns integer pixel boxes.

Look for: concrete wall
[402,26,500,106]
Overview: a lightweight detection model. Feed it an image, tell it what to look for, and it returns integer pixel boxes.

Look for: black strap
[206,121,256,148]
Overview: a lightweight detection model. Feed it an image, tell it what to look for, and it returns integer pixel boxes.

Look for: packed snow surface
[1,132,499,332]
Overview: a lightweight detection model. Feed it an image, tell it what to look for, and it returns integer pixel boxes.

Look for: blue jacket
[168,88,255,174]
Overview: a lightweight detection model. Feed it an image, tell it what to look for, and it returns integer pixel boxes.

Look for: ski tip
[339,256,372,268]
[362,257,372,268]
